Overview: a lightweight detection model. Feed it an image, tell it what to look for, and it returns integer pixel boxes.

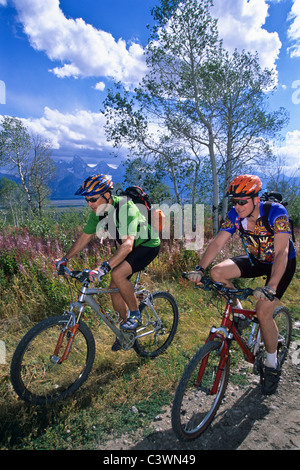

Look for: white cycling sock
[265,351,278,369]
[233,300,246,319]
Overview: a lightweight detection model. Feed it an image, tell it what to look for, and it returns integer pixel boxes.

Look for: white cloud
[274,129,300,171]
[287,0,300,57]
[212,0,281,71]
[20,107,109,153]
[94,81,106,92]
[6,0,297,169]
[12,0,147,87]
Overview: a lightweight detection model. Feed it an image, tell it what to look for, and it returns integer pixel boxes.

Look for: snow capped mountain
[50,155,126,198]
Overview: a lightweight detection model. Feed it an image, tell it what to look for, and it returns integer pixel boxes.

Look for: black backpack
[116,186,165,232]
[117,186,151,210]
[238,192,295,265]
[260,191,295,242]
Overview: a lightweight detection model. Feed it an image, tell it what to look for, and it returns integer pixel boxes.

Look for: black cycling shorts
[125,244,160,274]
[231,255,296,299]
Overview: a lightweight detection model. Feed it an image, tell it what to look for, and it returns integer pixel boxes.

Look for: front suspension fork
[196,333,229,395]
[51,323,80,364]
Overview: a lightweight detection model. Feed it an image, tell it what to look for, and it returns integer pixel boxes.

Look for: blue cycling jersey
[220,202,296,263]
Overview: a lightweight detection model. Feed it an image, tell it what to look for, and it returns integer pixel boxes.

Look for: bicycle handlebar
[57,266,102,284]
[182,273,254,301]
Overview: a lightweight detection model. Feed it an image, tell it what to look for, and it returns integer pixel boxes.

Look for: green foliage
[0,217,298,450]
[288,194,300,227]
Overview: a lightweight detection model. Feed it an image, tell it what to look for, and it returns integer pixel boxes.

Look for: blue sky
[0,0,299,173]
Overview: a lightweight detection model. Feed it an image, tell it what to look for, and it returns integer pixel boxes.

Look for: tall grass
[0,218,299,450]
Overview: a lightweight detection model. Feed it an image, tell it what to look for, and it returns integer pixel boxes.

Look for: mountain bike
[171,275,292,441]
[10,267,179,405]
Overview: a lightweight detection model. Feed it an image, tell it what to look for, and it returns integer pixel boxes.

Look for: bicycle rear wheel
[10,315,95,405]
[254,306,292,375]
[274,306,292,366]
[172,340,229,441]
[133,291,179,358]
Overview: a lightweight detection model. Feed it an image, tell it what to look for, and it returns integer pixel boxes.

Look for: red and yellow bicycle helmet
[228,175,262,197]
[75,174,113,196]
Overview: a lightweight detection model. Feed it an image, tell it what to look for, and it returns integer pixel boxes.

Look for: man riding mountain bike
[187,174,296,395]
[55,174,160,351]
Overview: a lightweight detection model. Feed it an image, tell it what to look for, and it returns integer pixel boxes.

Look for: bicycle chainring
[120,331,136,350]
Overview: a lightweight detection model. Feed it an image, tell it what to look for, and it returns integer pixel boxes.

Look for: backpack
[238,192,295,264]
[116,186,165,232]
[260,191,295,242]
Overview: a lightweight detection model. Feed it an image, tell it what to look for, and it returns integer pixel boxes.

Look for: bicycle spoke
[134,291,179,358]
[11,316,95,405]
[172,341,229,440]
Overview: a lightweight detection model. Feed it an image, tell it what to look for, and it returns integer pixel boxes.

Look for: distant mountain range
[1,155,299,202]
[49,155,126,198]
[0,155,127,199]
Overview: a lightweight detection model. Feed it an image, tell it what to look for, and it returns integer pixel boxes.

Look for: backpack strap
[98,202,122,246]
[261,201,295,242]
[260,201,273,234]
[114,197,151,245]
[237,202,273,266]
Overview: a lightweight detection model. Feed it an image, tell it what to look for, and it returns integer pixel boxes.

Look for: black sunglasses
[231,198,251,206]
[85,196,101,203]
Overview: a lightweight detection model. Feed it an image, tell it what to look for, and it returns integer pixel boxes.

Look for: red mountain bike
[171,275,292,441]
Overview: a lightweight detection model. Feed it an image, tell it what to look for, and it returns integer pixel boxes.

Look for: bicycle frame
[53,271,163,361]
[197,301,260,396]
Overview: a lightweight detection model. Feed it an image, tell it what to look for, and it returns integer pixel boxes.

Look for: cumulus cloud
[94,81,106,92]
[5,0,297,167]
[12,0,147,87]
[287,0,300,57]
[11,0,283,87]
[273,129,300,173]
[212,0,281,71]
[20,107,109,153]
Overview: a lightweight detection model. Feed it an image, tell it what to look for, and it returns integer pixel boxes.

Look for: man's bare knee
[210,264,225,282]
[211,260,241,284]
[111,261,132,284]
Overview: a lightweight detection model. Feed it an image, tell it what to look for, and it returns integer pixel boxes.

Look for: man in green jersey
[55,174,160,349]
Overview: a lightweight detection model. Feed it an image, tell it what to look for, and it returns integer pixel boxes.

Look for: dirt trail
[97,340,300,451]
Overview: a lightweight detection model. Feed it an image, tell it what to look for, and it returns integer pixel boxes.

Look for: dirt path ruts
[97,341,300,451]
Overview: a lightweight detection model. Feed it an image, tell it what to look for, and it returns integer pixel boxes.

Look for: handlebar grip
[71,270,90,282]
[262,287,275,301]
[57,264,67,275]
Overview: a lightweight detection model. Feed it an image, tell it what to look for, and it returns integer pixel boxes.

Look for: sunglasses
[85,196,101,203]
[231,198,251,206]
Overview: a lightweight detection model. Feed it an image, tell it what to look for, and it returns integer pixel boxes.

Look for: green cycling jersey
[84,195,160,248]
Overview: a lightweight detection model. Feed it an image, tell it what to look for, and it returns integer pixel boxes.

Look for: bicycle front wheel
[10,315,95,405]
[133,291,179,358]
[172,340,229,441]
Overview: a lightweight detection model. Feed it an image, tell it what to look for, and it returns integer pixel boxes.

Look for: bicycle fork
[50,323,80,365]
[196,332,230,396]
[50,310,81,365]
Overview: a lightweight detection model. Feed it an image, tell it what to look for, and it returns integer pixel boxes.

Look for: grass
[0,222,299,450]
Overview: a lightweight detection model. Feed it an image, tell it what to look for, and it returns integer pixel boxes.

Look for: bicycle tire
[133,291,179,358]
[10,315,95,405]
[172,340,229,441]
